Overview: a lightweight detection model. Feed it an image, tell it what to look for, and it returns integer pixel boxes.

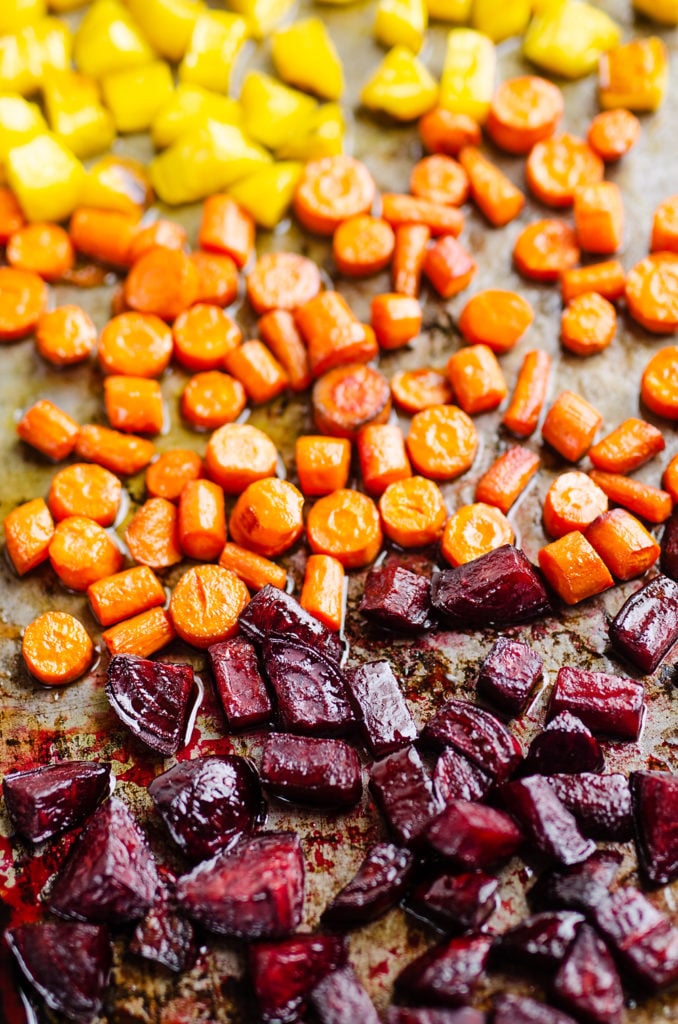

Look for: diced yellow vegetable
[126,0,205,61]
[374,0,428,53]
[48,0,90,10]
[426,0,472,23]
[80,155,150,215]
[0,17,71,96]
[150,119,271,205]
[271,18,344,101]
[74,0,155,79]
[472,0,531,42]
[226,0,295,40]
[152,84,242,149]
[102,61,174,133]
[276,103,345,161]
[634,0,678,24]
[0,0,46,34]
[361,45,438,121]
[43,69,115,159]
[240,71,317,151]
[439,27,495,122]
[523,1,620,80]
[179,11,249,93]
[599,37,668,112]
[0,94,46,178]
[229,161,302,228]
[7,132,85,221]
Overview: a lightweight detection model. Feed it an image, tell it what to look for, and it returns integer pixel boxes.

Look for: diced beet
[207,637,271,729]
[261,638,354,735]
[593,887,678,991]
[493,993,579,1024]
[549,666,645,740]
[433,748,493,805]
[522,713,603,777]
[360,564,433,632]
[148,755,265,862]
[431,545,550,628]
[344,659,417,757]
[421,698,523,783]
[395,934,493,1007]
[608,574,678,673]
[631,770,678,885]
[476,637,543,717]
[322,843,415,927]
[176,831,304,939]
[528,851,623,915]
[49,797,158,925]
[105,654,195,756]
[493,911,584,972]
[408,871,498,933]
[6,921,111,1024]
[2,760,111,845]
[309,964,380,1024]
[239,584,343,664]
[660,508,678,580]
[369,746,440,848]
[249,934,348,1024]
[130,884,196,974]
[426,799,523,869]
[501,777,596,866]
[261,733,362,808]
[544,774,633,842]
[386,1009,486,1024]
[552,923,623,1024]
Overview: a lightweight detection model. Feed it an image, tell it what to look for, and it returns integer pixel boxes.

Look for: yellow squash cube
[43,69,115,159]
[126,0,205,61]
[179,11,249,93]
[374,0,428,52]
[634,0,678,23]
[271,18,344,101]
[80,155,151,215]
[240,71,317,151]
[471,0,531,42]
[7,133,85,221]
[0,0,46,34]
[102,61,174,134]
[0,94,46,180]
[152,84,242,149]
[74,0,155,79]
[0,17,71,95]
[523,1,620,79]
[226,0,295,40]
[229,161,303,228]
[426,0,472,22]
[362,46,438,121]
[276,103,345,160]
[599,37,668,112]
[439,27,495,122]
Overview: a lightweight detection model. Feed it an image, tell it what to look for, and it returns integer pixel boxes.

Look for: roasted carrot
[124,497,183,569]
[102,606,176,658]
[223,339,289,404]
[172,304,242,371]
[418,107,481,156]
[17,399,80,461]
[560,292,617,357]
[378,475,447,548]
[587,109,640,162]
[513,220,580,281]
[124,246,199,322]
[585,508,660,581]
[640,345,678,418]
[0,186,25,243]
[381,193,464,236]
[627,256,678,334]
[458,290,534,354]
[357,423,411,497]
[246,252,322,313]
[538,531,614,605]
[204,422,278,494]
[87,565,166,627]
[146,448,204,502]
[296,291,378,377]
[4,498,54,576]
[542,470,609,539]
[588,417,665,474]
[424,235,476,299]
[410,155,469,207]
[588,469,673,524]
[391,223,430,297]
[458,147,525,227]
[69,207,138,267]
[258,310,312,392]
[441,503,514,567]
[333,215,395,277]
[229,477,304,557]
[98,312,174,378]
[371,293,422,350]
[526,133,604,208]
[178,479,227,562]
[180,370,247,430]
[306,488,383,569]
[48,463,122,526]
[541,390,602,462]
[35,305,97,367]
[663,454,678,503]
[312,362,391,438]
[390,367,453,414]
[650,194,678,253]
[219,542,287,591]
[128,219,187,263]
[406,404,477,480]
[447,345,507,415]
[574,181,624,254]
[560,261,626,304]
[502,349,552,438]
[293,155,376,235]
[295,435,351,496]
[104,375,164,435]
[190,250,240,306]
[75,423,155,476]
[49,515,123,591]
[475,446,540,514]
[486,75,563,154]
[169,564,249,648]
[299,554,345,633]
[0,266,48,341]
[199,194,255,268]
[7,223,74,281]
[22,611,94,686]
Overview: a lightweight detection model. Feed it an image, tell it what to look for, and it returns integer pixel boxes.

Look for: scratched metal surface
[0,1,677,1022]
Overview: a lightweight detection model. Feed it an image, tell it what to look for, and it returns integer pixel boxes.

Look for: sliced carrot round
[333,215,395,277]
[441,503,514,567]
[294,154,376,235]
[587,109,640,162]
[229,477,304,557]
[640,345,678,420]
[0,266,48,341]
[513,220,580,282]
[458,290,534,353]
[651,195,678,254]
[181,371,247,431]
[306,488,383,569]
[390,368,453,414]
[418,107,481,156]
[406,405,478,480]
[526,133,604,208]
[22,611,94,686]
[49,515,123,591]
[124,497,182,569]
[145,448,204,501]
[371,293,422,351]
[246,252,322,314]
[190,251,240,306]
[205,422,278,494]
[379,475,447,548]
[312,362,392,438]
[543,471,609,539]
[35,305,97,367]
[48,463,122,526]
[409,155,470,207]
[487,76,564,155]
[172,304,242,371]
[128,219,187,263]
[561,292,616,356]
[98,312,174,377]
[170,564,249,648]
[7,222,75,281]
[124,246,199,321]
[626,254,678,334]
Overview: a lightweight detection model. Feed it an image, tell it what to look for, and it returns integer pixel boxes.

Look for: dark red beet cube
[130,883,196,974]
[431,544,550,628]
[608,574,678,673]
[421,698,523,783]
[528,851,623,915]
[395,934,493,1007]
[249,934,348,1024]
[552,923,623,1024]
[360,564,433,632]
[493,911,584,971]
[309,964,380,1024]
[105,654,195,756]
[369,746,440,848]
[261,638,354,735]
[344,659,417,757]
[433,748,493,805]
[522,712,603,777]
[6,921,111,1024]
[493,993,579,1024]
[261,733,362,808]
[386,1009,486,1024]
[660,508,678,580]
[544,774,633,842]
[476,637,543,716]
[322,842,415,927]
[148,755,265,861]
[207,637,271,729]
[49,797,158,925]
[176,831,304,939]
[593,887,678,991]
[550,666,645,740]
[2,760,111,845]
[631,770,678,885]
[426,799,523,869]
[501,777,596,866]
[409,871,498,933]
[239,584,343,664]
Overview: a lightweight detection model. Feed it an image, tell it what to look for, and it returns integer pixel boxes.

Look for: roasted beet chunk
[493,993,579,1024]
[660,508,678,580]
[2,760,111,845]
[550,666,644,740]
[431,545,550,628]
[426,799,523,869]
[322,842,415,927]
[49,797,158,925]
[501,777,595,866]
[370,746,440,848]
[395,934,493,1007]
[608,574,678,673]
[552,923,623,1024]
[239,585,343,664]
[148,755,265,861]
[421,698,523,783]
[493,911,584,972]
[105,654,195,756]
[386,1009,486,1024]
[593,887,678,991]
[309,964,381,1024]
[249,934,348,1024]
[433,748,492,805]
[409,871,498,933]
[6,921,111,1024]
[360,563,433,632]
[261,638,354,735]
[207,637,271,729]
[476,637,543,716]
[261,733,362,808]
[130,883,196,974]
[176,831,304,939]
[522,712,603,777]
[528,851,623,915]
[631,770,678,885]
[344,659,417,757]
[544,774,633,842]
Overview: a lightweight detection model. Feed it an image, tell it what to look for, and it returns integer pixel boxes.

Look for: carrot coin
[22,611,94,686]
[514,220,580,282]
[124,246,199,321]
[128,219,187,263]
[409,155,470,207]
[333,215,395,277]
[169,564,249,648]
[294,154,376,235]
[543,471,609,539]
[49,515,123,591]
[441,503,514,567]
[98,312,174,377]
[145,449,204,502]
[306,488,383,569]
[487,75,564,155]
[418,107,481,156]
[124,497,182,569]
[4,498,54,577]
[7,222,75,281]
[312,362,391,438]
[48,463,122,526]
[0,266,48,341]
[390,368,453,414]
[371,293,422,351]
[587,109,640,162]
[526,133,604,207]
[229,477,305,557]
[406,405,478,480]
[379,475,447,548]
[181,369,250,431]
[205,422,278,494]
[651,195,678,254]
[246,252,322,313]
[35,305,97,367]
[640,345,678,420]
[561,292,616,356]
[172,304,241,371]
[190,251,240,306]
[458,290,534,353]
[626,254,678,334]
